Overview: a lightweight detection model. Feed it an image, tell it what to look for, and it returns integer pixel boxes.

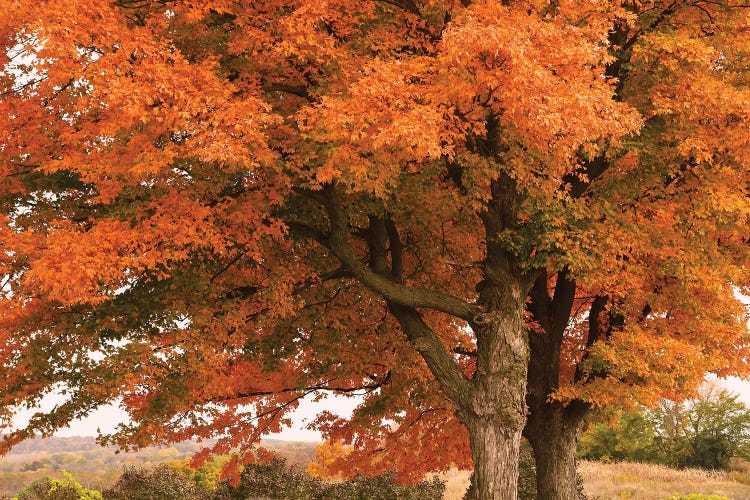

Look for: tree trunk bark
[526,404,587,500]
[461,273,530,500]
[463,417,525,500]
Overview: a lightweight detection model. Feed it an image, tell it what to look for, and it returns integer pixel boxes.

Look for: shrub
[213,458,321,500]
[13,472,102,500]
[578,410,660,463]
[324,473,443,500]
[666,495,731,500]
[213,457,444,500]
[103,464,206,500]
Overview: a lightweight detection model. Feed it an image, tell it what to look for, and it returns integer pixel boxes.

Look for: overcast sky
[7,376,748,443]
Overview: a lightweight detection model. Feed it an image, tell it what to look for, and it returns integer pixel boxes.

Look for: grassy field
[436,461,750,500]
[578,460,750,500]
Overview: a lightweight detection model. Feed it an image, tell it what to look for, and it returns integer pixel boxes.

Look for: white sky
[38,393,363,442]
[11,376,741,442]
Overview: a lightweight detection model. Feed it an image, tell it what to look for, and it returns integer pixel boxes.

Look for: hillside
[0,436,318,497]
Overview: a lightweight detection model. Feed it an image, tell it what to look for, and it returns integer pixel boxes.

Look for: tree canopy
[1,1,749,498]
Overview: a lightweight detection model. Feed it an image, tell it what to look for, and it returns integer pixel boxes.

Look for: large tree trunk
[464,417,525,500]
[525,271,588,499]
[525,402,588,500]
[461,269,530,500]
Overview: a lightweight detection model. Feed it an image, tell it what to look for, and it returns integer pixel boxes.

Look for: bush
[578,410,660,463]
[103,464,206,500]
[666,495,730,500]
[213,458,444,500]
[324,473,443,500]
[13,472,102,500]
[213,458,321,500]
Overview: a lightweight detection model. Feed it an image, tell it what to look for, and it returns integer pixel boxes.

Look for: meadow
[436,461,750,500]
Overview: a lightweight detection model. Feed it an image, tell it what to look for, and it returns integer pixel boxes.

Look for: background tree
[578,410,660,464]
[1,1,749,499]
[654,388,750,470]
[579,387,750,471]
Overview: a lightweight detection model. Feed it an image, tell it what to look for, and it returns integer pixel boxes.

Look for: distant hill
[0,436,319,497]
[6,436,210,456]
[7,436,101,455]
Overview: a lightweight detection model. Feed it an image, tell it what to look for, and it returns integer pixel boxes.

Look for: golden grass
[578,460,750,499]
[434,462,750,500]
[433,468,471,500]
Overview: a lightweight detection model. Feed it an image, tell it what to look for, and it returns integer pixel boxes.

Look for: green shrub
[212,458,321,500]
[213,457,444,500]
[578,410,660,463]
[323,473,444,500]
[665,495,730,500]
[13,472,102,500]
[103,464,206,500]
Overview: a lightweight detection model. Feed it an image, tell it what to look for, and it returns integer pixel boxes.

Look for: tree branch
[261,83,310,100]
[313,191,479,322]
[377,0,421,16]
[389,303,473,408]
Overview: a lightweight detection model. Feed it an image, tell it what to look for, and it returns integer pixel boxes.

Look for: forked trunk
[463,417,525,500]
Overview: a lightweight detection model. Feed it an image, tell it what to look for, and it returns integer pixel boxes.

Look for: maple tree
[1,1,750,499]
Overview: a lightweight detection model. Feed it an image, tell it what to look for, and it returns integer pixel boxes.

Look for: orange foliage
[307,440,352,479]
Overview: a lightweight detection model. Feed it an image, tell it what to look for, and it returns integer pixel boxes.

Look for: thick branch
[384,218,404,281]
[319,195,479,322]
[261,83,310,99]
[573,295,612,383]
[389,303,473,408]
[377,0,421,15]
[359,215,473,410]
[550,270,576,336]
[527,271,575,410]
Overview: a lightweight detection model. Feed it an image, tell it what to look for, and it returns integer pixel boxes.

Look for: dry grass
[578,460,750,499]
[434,462,750,500]
[433,468,471,500]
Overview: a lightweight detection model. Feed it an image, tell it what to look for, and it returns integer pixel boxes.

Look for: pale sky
[34,393,363,442]
[11,376,746,442]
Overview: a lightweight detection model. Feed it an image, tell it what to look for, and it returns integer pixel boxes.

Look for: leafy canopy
[1,0,749,481]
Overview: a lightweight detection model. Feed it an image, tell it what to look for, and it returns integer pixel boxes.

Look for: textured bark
[455,170,535,499]
[526,403,587,500]
[460,273,530,499]
[463,417,525,500]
